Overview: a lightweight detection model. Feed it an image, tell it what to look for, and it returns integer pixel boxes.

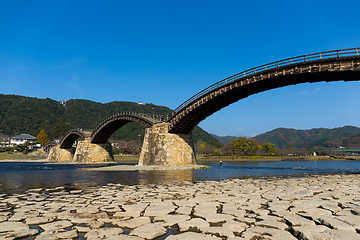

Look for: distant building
[10,134,37,146]
[0,134,10,146]
[54,137,63,144]
[60,100,66,107]
[137,101,144,105]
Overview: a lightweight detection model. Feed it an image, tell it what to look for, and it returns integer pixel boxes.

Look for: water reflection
[1,160,360,194]
[138,170,195,185]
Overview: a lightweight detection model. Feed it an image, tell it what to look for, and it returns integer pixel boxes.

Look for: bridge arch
[43,142,58,154]
[90,112,159,144]
[60,129,90,149]
[168,48,360,134]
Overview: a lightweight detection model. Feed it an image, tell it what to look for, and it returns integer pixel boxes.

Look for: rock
[129,223,167,239]
[74,225,92,233]
[70,190,82,194]
[165,232,222,239]
[39,220,73,231]
[0,221,38,239]
[77,206,99,214]
[292,225,330,238]
[0,228,38,239]
[200,226,235,238]
[84,227,124,239]
[113,216,151,229]
[317,216,356,231]
[255,220,289,230]
[103,235,143,240]
[178,218,210,232]
[154,215,190,227]
[0,221,29,232]
[241,226,297,240]
[119,203,149,217]
[35,229,78,240]
[175,206,192,215]
[321,202,342,213]
[222,220,247,234]
[256,215,282,221]
[26,216,53,225]
[143,203,175,217]
[284,214,315,226]
[9,212,34,222]
[0,216,7,223]
[309,229,360,240]
[193,213,234,224]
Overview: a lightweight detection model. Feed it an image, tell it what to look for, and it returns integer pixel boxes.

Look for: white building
[0,134,10,147]
[10,134,37,146]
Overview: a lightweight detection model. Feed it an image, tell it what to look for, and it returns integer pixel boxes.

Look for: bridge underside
[91,118,152,144]
[169,58,360,134]
[60,133,86,149]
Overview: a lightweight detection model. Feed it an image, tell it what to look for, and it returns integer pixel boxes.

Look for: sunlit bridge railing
[170,47,360,117]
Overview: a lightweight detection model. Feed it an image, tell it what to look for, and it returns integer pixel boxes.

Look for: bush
[23,150,27,155]
[5,147,12,152]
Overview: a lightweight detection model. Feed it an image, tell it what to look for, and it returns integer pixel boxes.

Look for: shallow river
[0,160,360,194]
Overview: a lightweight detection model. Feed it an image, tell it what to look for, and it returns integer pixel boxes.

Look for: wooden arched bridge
[48,48,360,164]
[167,48,360,133]
[58,112,162,150]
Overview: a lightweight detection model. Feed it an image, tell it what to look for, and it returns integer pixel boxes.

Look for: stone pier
[47,145,74,162]
[47,139,114,163]
[139,123,196,166]
[72,138,114,163]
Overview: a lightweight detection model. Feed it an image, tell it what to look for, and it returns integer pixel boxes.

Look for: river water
[1,160,360,194]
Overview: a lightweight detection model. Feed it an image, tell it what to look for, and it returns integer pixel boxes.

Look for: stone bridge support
[139,123,196,166]
[73,138,114,163]
[47,145,74,162]
[73,138,114,162]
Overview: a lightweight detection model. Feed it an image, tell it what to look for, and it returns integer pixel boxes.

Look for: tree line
[195,136,276,155]
[0,94,220,145]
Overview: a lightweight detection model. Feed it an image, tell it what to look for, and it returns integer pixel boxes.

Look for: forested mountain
[210,133,237,145]
[254,126,360,149]
[0,94,219,144]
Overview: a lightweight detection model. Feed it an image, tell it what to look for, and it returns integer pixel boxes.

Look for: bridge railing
[102,112,163,124]
[171,47,360,116]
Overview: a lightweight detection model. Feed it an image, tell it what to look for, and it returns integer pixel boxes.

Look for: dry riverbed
[1,174,360,239]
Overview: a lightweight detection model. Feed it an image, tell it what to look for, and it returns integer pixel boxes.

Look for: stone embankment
[1,174,360,239]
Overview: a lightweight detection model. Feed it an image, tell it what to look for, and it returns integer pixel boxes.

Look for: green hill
[254,126,360,149]
[209,133,237,145]
[0,94,219,144]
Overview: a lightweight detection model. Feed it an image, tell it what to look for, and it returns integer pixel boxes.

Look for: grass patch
[0,152,45,161]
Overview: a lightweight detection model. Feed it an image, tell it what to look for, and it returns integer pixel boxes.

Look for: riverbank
[197,155,360,161]
[1,173,360,239]
[87,164,210,171]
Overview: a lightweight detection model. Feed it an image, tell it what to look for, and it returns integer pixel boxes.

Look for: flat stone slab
[113,216,151,229]
[255,220,289,230]
[143,204,176,217]
[2,172,360,239]
[26,216,53,225]
[200,226,235,238]
[178,218,210,232]
[222,220,247,234]
[84,228,124,239]
[284,214,315,226]
[35,229,78,240]
[166,232,221,239]
[39,220,73,231]
[129,223,167,239]
[195,213,234,224]
[154,215,190,227]
[0,228,38,239]
[242,226,297,239]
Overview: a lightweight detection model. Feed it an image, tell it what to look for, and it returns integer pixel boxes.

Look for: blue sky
[1,0,360,137]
